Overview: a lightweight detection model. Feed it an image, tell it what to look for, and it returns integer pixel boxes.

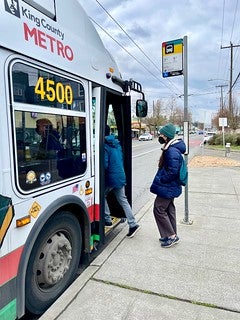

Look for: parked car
[139,133,153,141]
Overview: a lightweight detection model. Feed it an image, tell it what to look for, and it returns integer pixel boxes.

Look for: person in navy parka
[104,125,140,238]
[150,123,186,248]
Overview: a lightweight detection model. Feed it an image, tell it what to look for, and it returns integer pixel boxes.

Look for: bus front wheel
[25,211,82,315]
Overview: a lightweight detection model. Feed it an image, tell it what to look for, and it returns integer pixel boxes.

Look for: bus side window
[57,116,87,178]
[15,112,87,191]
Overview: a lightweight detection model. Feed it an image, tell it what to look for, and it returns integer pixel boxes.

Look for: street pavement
[40,148,240,320]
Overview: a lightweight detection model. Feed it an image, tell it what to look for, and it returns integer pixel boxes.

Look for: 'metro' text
[23,23,74,61]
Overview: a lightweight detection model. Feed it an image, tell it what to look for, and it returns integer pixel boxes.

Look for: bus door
[102,91,132,233]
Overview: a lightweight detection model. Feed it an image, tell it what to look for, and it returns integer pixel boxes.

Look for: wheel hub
[36,232,72,287]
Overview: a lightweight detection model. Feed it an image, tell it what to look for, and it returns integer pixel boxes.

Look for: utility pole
[221,42,240,117]
[216,84,228,112]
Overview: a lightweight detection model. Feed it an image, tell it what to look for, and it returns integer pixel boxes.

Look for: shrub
[209,134,221,145]
[209,133,240,147]
[235,134,240,146]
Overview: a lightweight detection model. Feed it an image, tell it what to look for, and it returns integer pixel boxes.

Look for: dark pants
[153,196,177,238]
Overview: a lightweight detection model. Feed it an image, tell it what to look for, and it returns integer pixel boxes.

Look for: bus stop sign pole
[162,36,192,225]
[181,35,193,225]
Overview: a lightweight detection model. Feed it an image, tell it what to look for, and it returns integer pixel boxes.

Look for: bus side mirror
[136,100,148,118]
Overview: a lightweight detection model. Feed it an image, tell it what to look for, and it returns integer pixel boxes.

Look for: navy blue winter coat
[105,135,126,188]
[150,138,186,199]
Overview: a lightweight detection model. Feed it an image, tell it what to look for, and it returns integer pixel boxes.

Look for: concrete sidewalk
[40,155,240,320]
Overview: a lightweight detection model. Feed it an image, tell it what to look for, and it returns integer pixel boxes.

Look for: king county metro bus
[0,0,147,318]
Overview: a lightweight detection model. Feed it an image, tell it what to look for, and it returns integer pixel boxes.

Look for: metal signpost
[162,35,192,225]
[219,117,227,146]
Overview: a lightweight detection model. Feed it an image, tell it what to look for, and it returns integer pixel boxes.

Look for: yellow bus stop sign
[162,38,183,77]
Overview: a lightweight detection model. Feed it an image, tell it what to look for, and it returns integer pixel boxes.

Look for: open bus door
[99,91,132,238]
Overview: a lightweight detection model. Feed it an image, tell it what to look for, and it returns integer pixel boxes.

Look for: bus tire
[25,211,82,315]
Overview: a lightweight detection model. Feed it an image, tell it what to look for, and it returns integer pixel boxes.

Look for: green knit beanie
[160,123,176,139]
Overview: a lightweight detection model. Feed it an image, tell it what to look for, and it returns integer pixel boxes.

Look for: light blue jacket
[105,135,126,188]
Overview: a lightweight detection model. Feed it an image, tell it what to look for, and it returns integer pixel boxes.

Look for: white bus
[0,1,147,319]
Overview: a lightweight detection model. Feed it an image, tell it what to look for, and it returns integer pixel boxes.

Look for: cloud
[78,0,240,125]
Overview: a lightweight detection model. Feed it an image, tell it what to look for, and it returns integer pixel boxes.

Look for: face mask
[158,136,166,144]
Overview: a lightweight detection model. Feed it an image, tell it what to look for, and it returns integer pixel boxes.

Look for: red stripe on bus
[94,204,100,220]
[87,205,94,222]
[0,246,24,286]
[87,204,100,222]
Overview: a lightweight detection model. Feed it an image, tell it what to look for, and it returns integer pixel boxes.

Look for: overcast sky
[78,0,240,125]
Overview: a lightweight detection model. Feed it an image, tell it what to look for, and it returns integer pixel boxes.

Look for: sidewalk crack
[92,278,240,315]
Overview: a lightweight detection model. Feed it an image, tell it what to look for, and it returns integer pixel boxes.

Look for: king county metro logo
[4,0,20,18]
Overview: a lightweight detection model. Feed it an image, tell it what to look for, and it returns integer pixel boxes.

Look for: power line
[220,0,225,47]
[231,71,240,89]
[93,0,182,96]
[90,18,168,85]
[219,0,240,89]
[221,42,240,114]
[95,0,161,74]
[230,0,239,41]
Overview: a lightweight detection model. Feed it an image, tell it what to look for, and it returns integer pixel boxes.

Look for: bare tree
[169,107,183,126]
[212,94,239,131]
[141,97,194,135]
[165,97,192,127]
[228,95,239,130]
[144,99,166,135]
